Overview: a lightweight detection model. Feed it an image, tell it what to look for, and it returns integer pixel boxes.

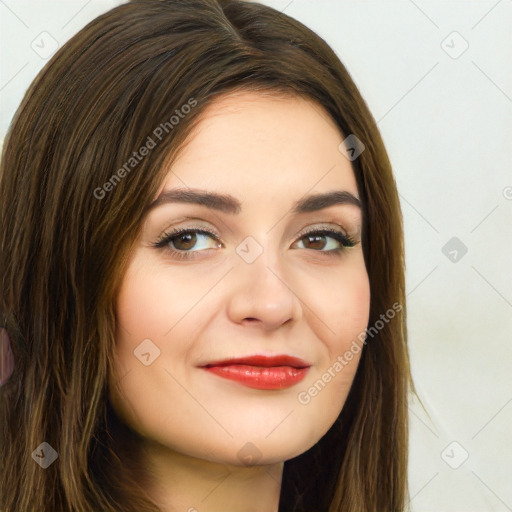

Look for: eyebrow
[145,188,362,216]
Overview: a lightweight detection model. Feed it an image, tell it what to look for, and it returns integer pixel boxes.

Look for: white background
[1,1,511,511]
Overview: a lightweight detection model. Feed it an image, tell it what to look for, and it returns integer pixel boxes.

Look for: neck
[142,439,284,512]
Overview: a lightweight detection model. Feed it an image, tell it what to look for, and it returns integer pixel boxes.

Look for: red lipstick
[200,355,311,390]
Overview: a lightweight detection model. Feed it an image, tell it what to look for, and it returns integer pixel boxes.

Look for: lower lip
[202,365,310,390]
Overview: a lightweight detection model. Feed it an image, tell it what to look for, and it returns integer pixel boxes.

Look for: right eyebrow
[145,188,242,215]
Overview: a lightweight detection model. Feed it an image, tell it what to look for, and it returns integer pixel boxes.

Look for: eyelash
[152,226,357,261]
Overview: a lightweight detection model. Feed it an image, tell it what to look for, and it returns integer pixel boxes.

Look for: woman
[0,1,412,510]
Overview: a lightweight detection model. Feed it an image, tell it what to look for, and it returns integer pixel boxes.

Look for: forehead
[157,91,359,202]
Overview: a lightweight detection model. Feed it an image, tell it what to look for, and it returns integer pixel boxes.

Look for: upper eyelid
[157,216,358,237]
[155,225,357,250]
[159,223,354,241]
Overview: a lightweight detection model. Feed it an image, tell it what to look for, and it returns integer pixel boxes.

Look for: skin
[109,91,370,512]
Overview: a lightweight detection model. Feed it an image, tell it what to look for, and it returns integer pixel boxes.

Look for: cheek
[109,255,222,433]
[113,258,207,363]
[300,257,369,402]
[109,261,181,410]
[295,262,369,443]
[115,262,173,342]
[314,257,371,356]
[109,260,184,439]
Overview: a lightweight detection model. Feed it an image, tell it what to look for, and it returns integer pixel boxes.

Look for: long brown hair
[0,1,412,510]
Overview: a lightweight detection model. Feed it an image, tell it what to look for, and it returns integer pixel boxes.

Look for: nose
[226,249,303,331]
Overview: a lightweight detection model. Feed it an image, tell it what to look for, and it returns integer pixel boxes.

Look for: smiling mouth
[199,354,311,390]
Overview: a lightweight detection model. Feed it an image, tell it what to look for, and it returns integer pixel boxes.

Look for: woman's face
[109,91,370,467]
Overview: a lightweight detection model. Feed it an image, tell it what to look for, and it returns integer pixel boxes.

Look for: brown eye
[153,228,222,259]
[295,229,356,254]
[302,233,329,250]
[172,232,198,251]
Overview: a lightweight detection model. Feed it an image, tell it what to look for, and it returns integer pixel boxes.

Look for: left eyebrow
[144,188,361,216]
[291,190,362,213]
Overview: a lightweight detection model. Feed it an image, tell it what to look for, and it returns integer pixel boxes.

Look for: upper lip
[200,355,311,369]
